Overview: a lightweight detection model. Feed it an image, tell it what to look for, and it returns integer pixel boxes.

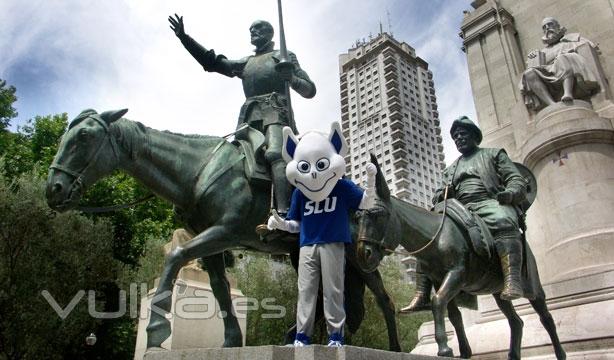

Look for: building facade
[412,0,614,358]
[339,32,445,210]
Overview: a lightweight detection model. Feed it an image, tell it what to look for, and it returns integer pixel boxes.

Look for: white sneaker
[327,340,343,347]
[293,340,307,347]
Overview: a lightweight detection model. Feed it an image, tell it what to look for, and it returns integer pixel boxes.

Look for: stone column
[521,101,614,284]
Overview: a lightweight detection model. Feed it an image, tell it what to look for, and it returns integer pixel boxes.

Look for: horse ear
[370,153,390,202]
[329,122,348,157]
[282,126,298,162]
[100,108,128,124]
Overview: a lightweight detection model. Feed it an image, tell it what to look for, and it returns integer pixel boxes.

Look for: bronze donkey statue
[354,155,566,359]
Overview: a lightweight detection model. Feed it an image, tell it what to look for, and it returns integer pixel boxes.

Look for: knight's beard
[542,28,565,45]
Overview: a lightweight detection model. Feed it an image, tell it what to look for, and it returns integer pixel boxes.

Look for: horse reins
[400,162,459,255]
[403,185,449,255]
[49,115,154,213]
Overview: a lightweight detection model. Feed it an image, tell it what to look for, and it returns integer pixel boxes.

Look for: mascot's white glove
[359,163,377,209]
[267,210,301,233]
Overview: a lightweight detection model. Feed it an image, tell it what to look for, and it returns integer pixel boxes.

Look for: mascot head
[282,122,348,202]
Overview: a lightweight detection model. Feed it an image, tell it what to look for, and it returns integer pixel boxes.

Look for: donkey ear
[282,126,299,162]
[100,108,128,124]
[329,122,348,157]
[370,152,390,202]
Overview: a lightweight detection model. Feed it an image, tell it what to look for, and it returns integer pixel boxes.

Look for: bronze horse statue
[45,109,401,351]
[355,155,566,359]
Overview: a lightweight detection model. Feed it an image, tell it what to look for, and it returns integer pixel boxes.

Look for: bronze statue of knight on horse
[45,2,403,351]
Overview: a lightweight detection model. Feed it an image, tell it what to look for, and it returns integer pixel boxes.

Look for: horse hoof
[146,320,171,348]
[223,333,243,347]
[145,347,166,353]
[437,346,453,357]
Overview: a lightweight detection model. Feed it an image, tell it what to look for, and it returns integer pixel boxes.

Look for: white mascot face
[282,122,348,203]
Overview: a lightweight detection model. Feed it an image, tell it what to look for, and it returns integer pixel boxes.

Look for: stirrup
[255,223,271,237]
[399,293,431,314]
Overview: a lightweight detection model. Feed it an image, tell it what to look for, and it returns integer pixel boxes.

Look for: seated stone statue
[519,17,600,111]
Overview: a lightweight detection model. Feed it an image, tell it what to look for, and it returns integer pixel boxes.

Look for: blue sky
[0,0,475,162]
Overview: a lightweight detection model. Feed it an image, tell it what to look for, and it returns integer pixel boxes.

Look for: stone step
[143,345,449,360]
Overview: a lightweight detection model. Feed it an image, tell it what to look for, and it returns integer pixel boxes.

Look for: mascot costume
[267,122,376,346]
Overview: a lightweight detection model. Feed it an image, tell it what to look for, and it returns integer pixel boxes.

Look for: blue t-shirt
[287,178,364,247]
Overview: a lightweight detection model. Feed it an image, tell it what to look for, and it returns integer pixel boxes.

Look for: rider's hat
[450,116,483,145]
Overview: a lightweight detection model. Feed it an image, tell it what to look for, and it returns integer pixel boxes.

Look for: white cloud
[1,0,476,162]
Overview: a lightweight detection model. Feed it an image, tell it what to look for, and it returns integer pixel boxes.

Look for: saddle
[434,199,494,260]
[232,125,271,187]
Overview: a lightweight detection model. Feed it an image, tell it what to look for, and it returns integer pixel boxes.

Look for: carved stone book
[526,50,545,68]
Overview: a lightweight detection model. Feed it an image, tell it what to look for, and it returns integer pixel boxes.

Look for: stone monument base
[411,271,614,359]
[143,345,447,360]
[134,229,247,360]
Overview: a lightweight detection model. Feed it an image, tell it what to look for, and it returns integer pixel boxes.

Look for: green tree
[0,79,17,131]
[0,113,69,179]
[0,81,176,357]
[0,166,119,360]
[232,254,298,346]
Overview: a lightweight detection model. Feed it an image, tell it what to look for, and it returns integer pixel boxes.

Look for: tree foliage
[0,81,176,359]
[0,79,17,131]
[232,254,298,346]
[0,167,118,360]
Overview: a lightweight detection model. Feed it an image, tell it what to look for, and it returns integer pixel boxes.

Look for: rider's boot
[399,268,432,313]
[270,159,291,215]
[256,159,292,237]
[495,232,524,301]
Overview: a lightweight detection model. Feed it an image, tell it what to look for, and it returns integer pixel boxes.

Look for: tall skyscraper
[339,32,445,209]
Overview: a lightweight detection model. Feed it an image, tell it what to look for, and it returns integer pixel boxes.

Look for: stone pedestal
[134,230,246,360]
[413,272,614,359]
[143,345,447,360]
[134,267,246,360]
[521,102,614,284]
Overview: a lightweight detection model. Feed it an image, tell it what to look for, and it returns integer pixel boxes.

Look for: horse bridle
[49,115,119,198]
[357,186,450,257]
[356,208,396,255]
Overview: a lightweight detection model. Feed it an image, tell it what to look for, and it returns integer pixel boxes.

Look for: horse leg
[146,223,237,349]
[529,293,566,359]
[201,254,242,347]
[342,262,366,347]
[447,299,472,358]
[362,268,401,352]
[431,270,463,357]
[146,244,191,348]
[493,294,523,360]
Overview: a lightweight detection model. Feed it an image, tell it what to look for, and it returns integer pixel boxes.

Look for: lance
[276,0,296,132]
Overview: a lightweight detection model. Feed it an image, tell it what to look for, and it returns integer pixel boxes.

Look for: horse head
[355,153,396,273]
[46,108,128,212]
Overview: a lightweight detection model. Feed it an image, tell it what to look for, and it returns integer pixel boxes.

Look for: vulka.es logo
[41,282,286,320]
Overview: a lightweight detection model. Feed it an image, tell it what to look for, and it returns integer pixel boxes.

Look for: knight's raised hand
[168,14,185,38]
